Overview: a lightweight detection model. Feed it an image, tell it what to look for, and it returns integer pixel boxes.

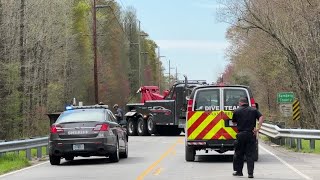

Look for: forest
[220,0,320,128]
[0,0,166,139]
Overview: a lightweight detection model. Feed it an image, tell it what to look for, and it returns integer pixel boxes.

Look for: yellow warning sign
[292,99,300,121]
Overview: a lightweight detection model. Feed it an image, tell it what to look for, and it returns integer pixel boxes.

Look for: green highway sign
[277,92,294,103]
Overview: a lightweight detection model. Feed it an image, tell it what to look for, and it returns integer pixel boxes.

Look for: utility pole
[92,0,99,104]
[175,67,178,81]
[157,47,160,89]
[138,21,141,87]
[168,59,171,88]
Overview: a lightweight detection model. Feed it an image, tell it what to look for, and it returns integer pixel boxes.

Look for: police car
[49,105,128,165]
[185,85,259,161]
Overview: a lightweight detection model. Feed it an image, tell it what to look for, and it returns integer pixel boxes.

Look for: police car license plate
[229,120,236,126]
[73,144,84,150]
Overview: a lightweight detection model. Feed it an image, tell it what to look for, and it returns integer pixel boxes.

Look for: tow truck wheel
[185,145,195,162]
[147,116,157,134]
[137,117,150,136]
[127,118,137,136]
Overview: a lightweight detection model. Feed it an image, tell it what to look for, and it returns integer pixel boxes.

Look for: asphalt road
[1,135,319,180]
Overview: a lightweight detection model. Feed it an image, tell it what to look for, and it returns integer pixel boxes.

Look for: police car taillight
[50,125,64,134]
[187,99,194,111]
[250,98,256,108]
[93,124,109,131]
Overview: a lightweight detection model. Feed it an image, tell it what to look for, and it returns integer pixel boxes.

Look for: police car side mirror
[255,103,259,110]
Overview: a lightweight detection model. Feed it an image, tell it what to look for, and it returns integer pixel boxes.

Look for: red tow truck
[125,77,207,136]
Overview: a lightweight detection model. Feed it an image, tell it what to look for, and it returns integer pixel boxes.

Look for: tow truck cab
[185,85,259,162]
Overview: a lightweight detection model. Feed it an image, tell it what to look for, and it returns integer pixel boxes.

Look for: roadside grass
[259,134,270,142]
[290,139,320,154]
[259,134,320,154]
[0,147,47,175]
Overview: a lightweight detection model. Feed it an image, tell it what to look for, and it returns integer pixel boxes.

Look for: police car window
[56,110,105,123]
[195,89,220,111]
[107,111,117,122]
[224,89,248,110]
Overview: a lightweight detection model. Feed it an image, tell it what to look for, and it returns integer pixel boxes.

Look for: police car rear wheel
[49,155,61,165]
[185,145,195,162]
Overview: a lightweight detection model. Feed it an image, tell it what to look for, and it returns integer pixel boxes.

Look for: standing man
[232,97,264,178]
[113,104,124,124]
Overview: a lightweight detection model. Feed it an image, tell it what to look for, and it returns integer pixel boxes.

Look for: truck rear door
[187,88,222,140]
[187,87,250,141]
[222,87,251,139]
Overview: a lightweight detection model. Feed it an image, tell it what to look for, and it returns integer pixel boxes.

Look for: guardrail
[0,137,49,160]
[260,123,320,150]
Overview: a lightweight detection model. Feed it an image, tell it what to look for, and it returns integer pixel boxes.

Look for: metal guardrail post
[297,139,302,151]
[290,138,296,148]
[26,148,32,161]
[310,140,315,150]
[46,145,49,155]
[37,147,42,159]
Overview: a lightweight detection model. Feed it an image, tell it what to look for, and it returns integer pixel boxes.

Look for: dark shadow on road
[58,156,146,166]
[196,154,234,163]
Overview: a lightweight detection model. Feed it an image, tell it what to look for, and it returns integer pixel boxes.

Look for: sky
[117,0,230,84]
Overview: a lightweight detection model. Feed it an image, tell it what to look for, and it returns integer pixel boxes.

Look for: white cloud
[155,40,229,52]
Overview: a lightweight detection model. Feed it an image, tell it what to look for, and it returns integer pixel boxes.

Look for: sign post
[277,92,295,118]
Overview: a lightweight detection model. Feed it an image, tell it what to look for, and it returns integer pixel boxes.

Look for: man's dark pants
[233,131,256,175]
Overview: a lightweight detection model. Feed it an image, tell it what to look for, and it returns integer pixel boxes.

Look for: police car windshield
[56,109,105,123]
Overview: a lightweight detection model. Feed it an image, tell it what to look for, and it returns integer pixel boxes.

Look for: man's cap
[239,97,248,104]
[113,104,119,108]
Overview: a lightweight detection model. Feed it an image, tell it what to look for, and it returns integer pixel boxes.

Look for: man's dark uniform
[232,98,262,178]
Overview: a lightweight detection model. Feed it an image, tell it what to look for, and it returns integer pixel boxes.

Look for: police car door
[222,87,251,140]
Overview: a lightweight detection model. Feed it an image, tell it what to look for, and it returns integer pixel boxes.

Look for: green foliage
[0,0,164,140]
[0,153,30,175]
[0,147,47,175]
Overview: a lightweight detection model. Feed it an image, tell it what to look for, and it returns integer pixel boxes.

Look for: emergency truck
[185,85,259,161]
[125,77,206,136]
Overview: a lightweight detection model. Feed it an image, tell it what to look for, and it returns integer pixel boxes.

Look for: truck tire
[147,116,157,134]
[137,117,150,136]
[127,118,137,136]
[185,145,195,162]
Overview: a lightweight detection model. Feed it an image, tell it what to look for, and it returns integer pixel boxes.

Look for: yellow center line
[152,167,163,176]
[136,137,183,180]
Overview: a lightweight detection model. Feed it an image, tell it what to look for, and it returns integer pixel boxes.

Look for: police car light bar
[176,80,207,84]
[66,105,109,110]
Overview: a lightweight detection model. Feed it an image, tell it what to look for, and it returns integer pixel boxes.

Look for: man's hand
[253,127,260,136]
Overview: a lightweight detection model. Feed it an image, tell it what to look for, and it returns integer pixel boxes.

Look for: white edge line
[259,145,312,180]
[0,161,49,178]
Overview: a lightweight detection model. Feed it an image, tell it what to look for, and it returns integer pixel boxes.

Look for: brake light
[250,98,256,108]
[187,99,194,111]
[93,124,109,131]
[50,125,64,134]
